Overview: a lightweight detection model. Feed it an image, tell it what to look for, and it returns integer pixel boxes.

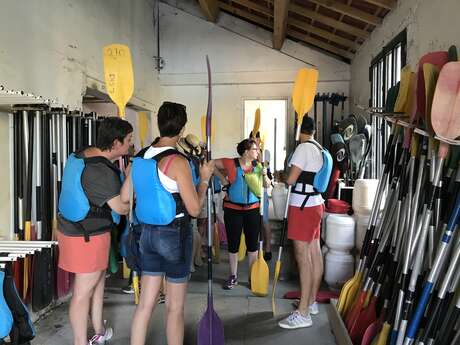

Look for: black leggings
[224,207,260,253]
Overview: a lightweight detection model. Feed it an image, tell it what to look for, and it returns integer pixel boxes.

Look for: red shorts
[287,204,324,242]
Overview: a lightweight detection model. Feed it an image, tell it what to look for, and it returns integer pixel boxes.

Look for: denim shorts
[139,220,192,283]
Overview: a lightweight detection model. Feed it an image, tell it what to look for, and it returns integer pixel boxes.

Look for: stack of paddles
[336,48,460,345]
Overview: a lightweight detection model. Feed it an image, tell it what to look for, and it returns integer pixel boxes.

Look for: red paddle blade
[346,291,366,330]
[431,61,460,140]
[350,297,377,344]
[360,317,382,345]
[417,51,449,120]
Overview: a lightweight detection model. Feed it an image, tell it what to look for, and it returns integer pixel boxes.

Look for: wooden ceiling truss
[198,0,395,62]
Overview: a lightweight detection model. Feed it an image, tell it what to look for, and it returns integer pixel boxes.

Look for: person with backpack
[214,138,270,290]
[121,102,214,345]
[278,116,332,330]
[57,117,133,345]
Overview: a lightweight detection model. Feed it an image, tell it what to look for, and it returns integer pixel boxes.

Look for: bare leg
[130,275,163,345]
[90,270,107,334]
[229,252,238,276]
[293,240,313,315]
[69,271,104,345]
[309,239,323,305]
[165,281,188,345]
[262,222,272,253]
[247,250,258,280]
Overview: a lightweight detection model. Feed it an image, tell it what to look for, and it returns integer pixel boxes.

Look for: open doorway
[244,99,287,172]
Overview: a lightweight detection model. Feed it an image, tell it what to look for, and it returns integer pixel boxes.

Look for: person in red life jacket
[57,117,133,345]
[214,139,270,289]
[278,117,326,329]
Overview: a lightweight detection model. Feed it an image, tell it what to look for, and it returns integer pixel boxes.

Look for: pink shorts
[287,204,324,242]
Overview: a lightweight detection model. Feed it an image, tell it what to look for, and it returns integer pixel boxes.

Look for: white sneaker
[278,311,313,329]
[309,302,319,315]
[88,321,113,344]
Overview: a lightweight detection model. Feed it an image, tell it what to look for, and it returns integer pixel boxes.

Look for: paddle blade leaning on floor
[272,67,319,316]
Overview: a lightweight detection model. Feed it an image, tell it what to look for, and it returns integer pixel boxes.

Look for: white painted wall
[159,0,351,157]
[350,0,460,113]
[0,0,159,110]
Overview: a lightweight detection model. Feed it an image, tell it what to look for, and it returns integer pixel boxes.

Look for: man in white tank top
[279,117,325,330]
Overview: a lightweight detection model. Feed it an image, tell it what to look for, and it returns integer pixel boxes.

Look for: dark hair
[237,138,257,156]
[96,117,133,151]
[301,116,315,135]
[157,101,187,137]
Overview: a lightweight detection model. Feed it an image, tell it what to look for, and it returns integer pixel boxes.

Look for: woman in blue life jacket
[57,117,132,345]
[214,139,270,290]
[121,102,214,345]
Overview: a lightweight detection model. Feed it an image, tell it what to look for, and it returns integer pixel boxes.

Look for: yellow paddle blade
[394,66,413,113]
[363,289,373,308]
[201,114,215,143]
[122,260,131,280]
[103,44,134,118]
[343,271,363,317]
[251,244,269,297]
[138,112,149,147]
[376,322,391,345]
[133,273,140,305]
[292,68,319,120]
[252,108,261,136]
[337,275,356,315]
[238,233,246,261]
[271,260,281,315]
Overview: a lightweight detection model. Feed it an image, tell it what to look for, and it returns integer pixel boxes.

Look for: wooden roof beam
[228,0,357,50]
[289,18,359,51]
[288,29,354,59]
[363,0,395,10]
[288,3,370,39]
[219,2,352,59]
[199,0,220,22]
[309,0,382,26]
[273,0,290,50]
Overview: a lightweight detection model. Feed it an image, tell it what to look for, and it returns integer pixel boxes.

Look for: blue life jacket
[58,152,122,241]
[188,155,201,186]
[227,158,260,206]
[292,141,333,209]
[132,149,188,225]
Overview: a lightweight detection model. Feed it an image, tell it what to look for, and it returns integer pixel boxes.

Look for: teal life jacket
[226,158,260,206]
[292,141,333,210]
[58,152,122,241]
[132,149,189,225]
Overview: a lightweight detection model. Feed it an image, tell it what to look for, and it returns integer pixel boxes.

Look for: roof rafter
[198,0,220,22]
[309,0,382,26]
[273,0,290,50]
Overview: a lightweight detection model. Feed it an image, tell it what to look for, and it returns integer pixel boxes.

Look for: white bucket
[324,250,355,290]
[355,213,370,252]
[325,214,355,252]
[272,183,288,220]
[352,179,380,215]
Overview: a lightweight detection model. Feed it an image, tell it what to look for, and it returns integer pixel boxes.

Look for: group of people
[56,101,326,345]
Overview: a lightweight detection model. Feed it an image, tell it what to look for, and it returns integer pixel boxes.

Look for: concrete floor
[32,249,338,345]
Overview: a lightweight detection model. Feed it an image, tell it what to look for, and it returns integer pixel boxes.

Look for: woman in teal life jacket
[121,102,214,345]
[57,117,132,345]
[214,139,270,290]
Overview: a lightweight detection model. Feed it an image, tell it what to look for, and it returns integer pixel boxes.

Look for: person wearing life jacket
[121,102,214,345]
[278,116,332,330]
[214,138,270,290]
[57,117,132,345]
